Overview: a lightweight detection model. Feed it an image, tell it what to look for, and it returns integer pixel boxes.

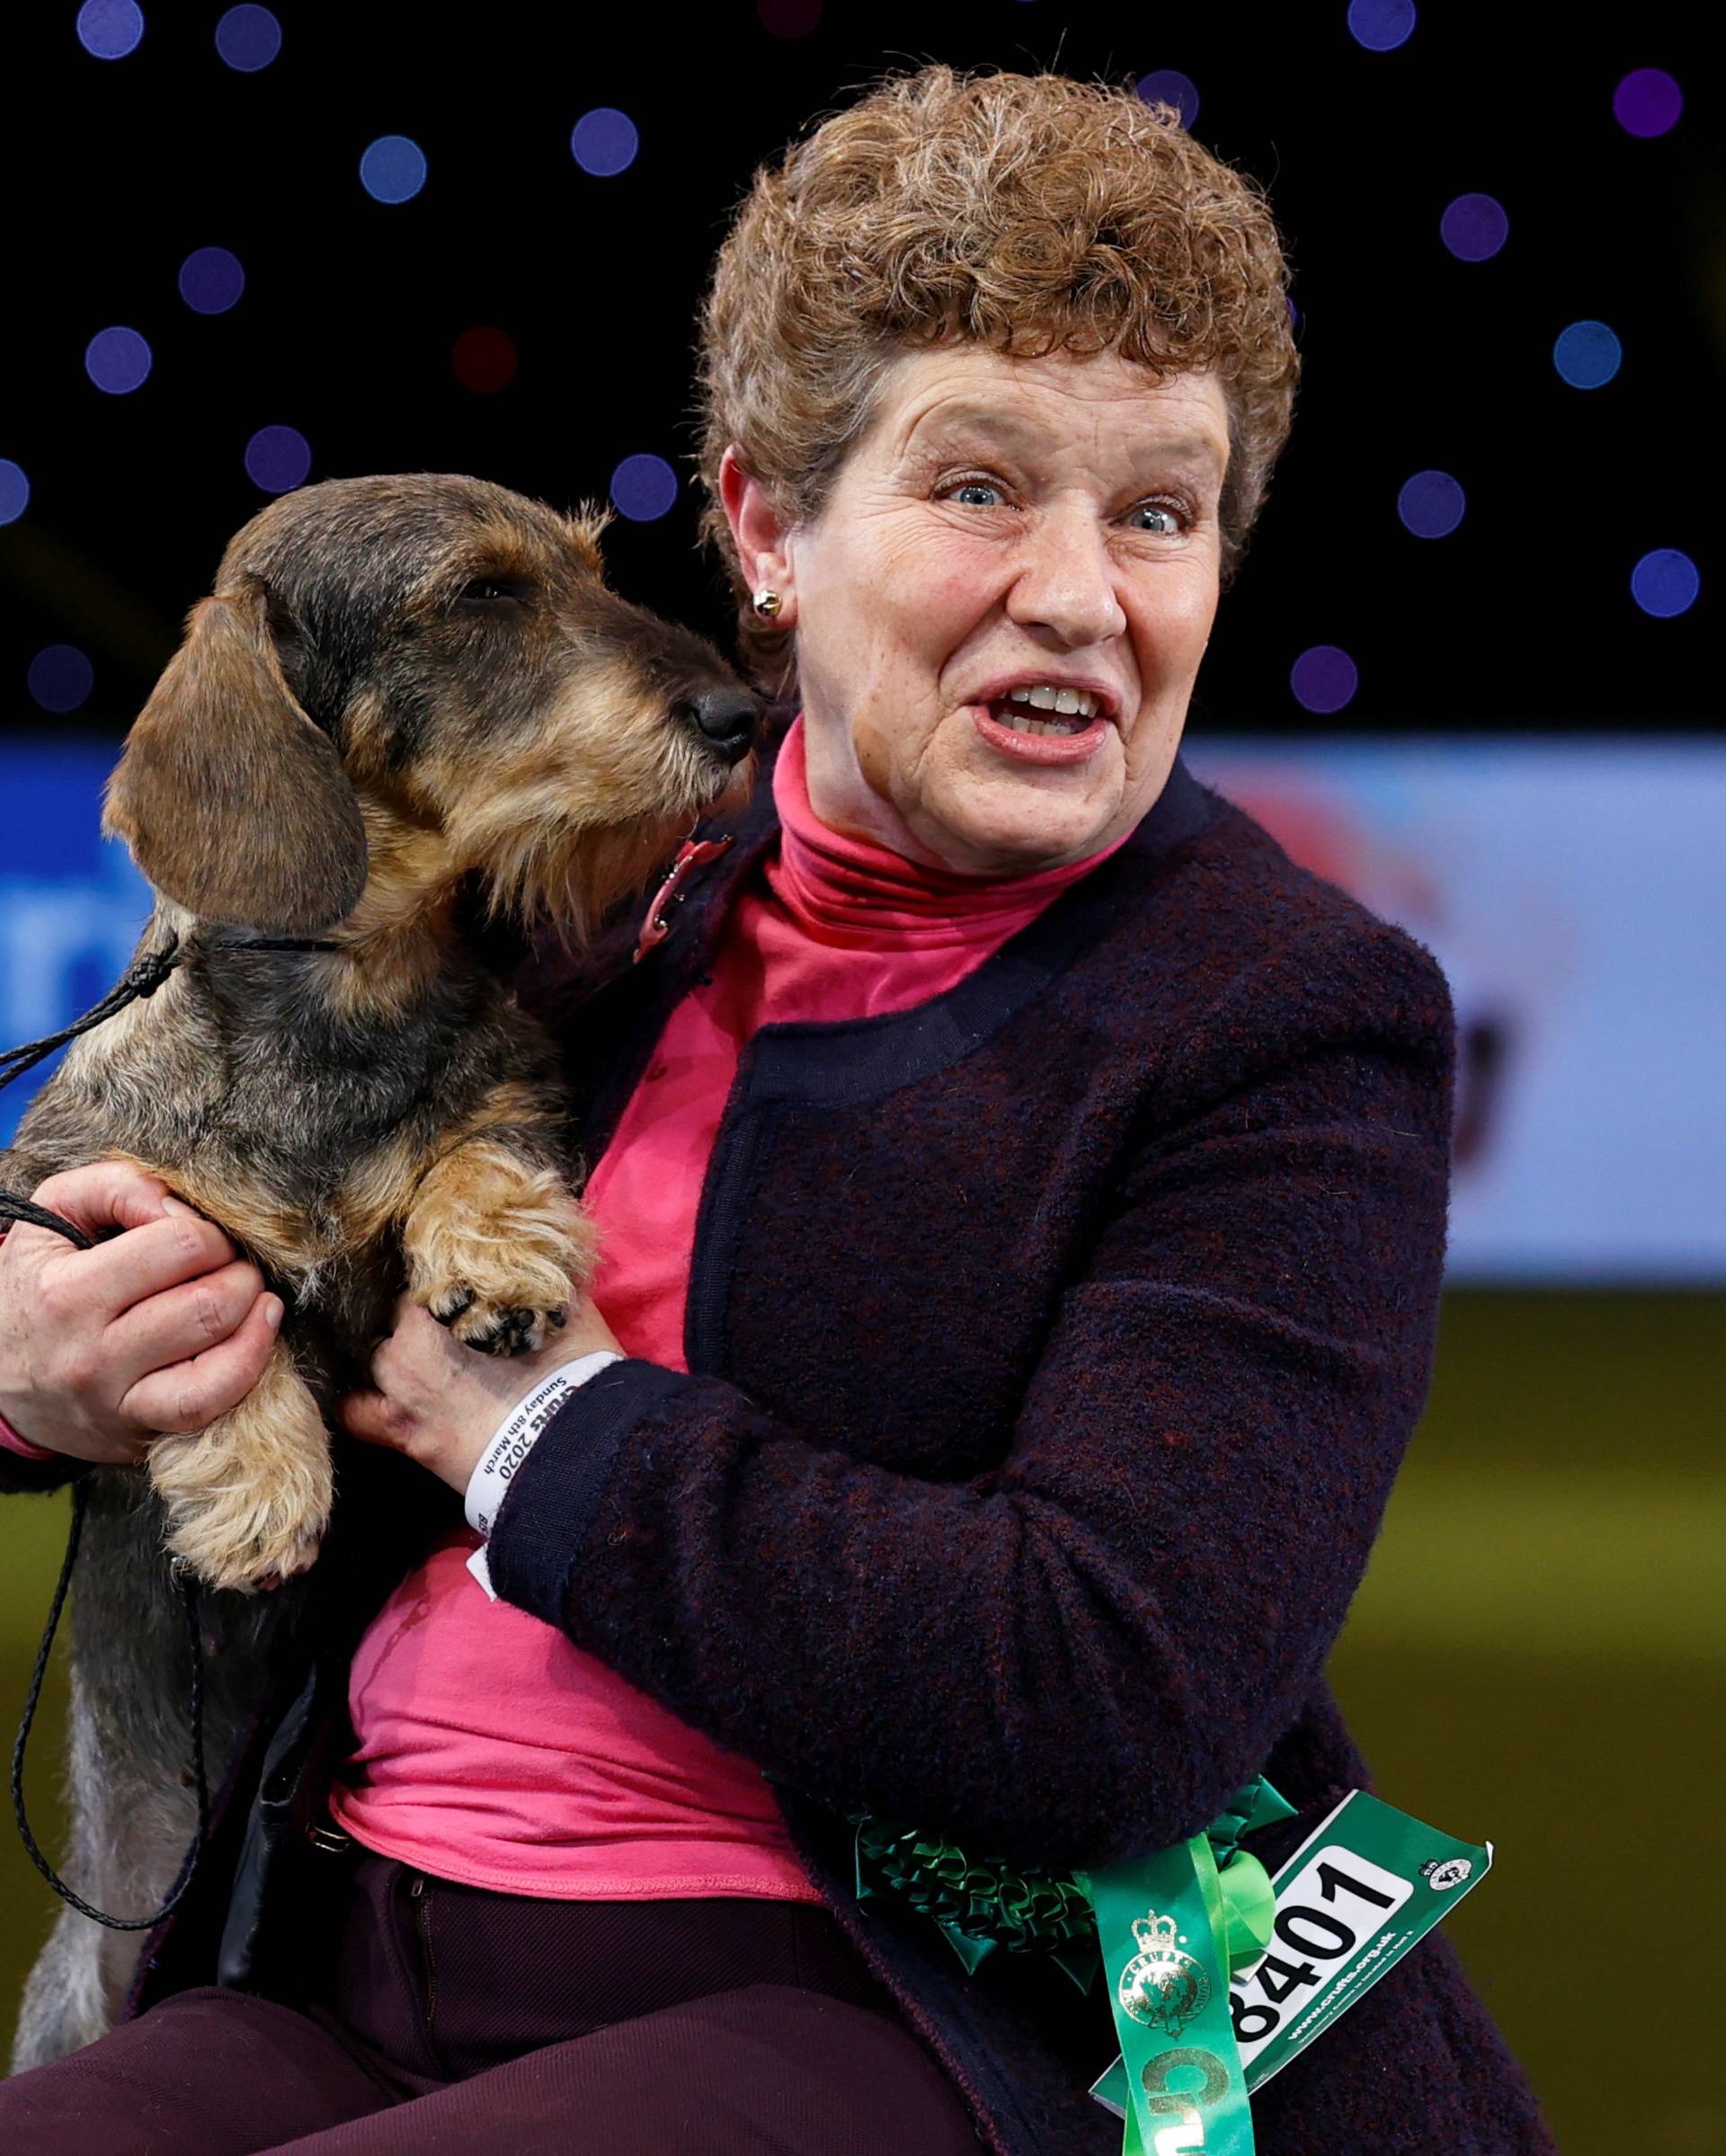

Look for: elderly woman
[0,64,1550,2156]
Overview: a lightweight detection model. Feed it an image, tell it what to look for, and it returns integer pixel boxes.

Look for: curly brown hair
[693,63,1300,700]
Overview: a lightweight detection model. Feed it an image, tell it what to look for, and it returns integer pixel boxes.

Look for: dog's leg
[402,1139,600,1357]
[146,1336,333,1591]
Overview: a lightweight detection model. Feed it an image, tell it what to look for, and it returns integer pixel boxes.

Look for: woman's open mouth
[969,685,1111,765]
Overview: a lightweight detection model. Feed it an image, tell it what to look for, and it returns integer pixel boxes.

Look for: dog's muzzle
[677,687,760,767]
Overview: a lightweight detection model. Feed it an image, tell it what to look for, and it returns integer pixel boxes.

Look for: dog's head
[102,474,761,947]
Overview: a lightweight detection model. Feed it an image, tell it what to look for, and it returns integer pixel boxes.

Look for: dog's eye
[456,576,531,612]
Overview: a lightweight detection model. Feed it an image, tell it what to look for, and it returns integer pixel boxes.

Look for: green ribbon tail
[1078,1778,1289,2156]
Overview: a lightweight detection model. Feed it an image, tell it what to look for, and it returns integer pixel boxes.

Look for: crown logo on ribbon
[1131,1909,1182,1955]
[1118,1905,1211,2036]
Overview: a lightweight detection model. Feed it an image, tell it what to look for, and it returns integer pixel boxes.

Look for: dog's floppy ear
[103,576,369,934]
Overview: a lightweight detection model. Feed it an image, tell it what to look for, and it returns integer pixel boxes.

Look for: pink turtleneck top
[5,714,1133,1897]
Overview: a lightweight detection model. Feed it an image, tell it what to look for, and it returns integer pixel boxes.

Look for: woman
[0,64,1552,2155]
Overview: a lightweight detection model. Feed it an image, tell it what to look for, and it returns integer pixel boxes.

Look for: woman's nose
[1004,506,1129,648]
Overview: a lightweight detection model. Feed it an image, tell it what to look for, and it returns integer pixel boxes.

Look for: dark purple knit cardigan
[2,710,1553,2153]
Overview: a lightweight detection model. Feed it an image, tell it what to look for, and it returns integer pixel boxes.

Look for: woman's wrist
[463,1350,623,1601]
[0,1405,59,1461]
[464,1350,624,1538]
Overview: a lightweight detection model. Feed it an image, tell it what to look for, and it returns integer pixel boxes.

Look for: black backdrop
[1,0,1714,740]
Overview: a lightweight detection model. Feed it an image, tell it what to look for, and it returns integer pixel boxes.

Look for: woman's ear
[717,446,794,613]
[102,575,369,935]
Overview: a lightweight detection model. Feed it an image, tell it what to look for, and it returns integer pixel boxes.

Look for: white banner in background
[3,735,1722,1282]
[1184,737,1726,1283]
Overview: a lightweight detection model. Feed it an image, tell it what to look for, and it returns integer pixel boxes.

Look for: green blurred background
[4,1287,1720,2148]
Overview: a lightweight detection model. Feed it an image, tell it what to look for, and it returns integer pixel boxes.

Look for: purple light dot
[178,246,245,315]
[360,136,427,204]
[1347,0,1416,51]
[1440,193,1508,262]
[215,4,281,72]
[1135,70,1200,131]
[28,645,95,714]
[76,0,144,59]
[1286,294,1300,328]
[214,4,280,73]
[1613,67,1682,138]
[0,459,29,525]
[85,326,152,395]
[1397,470,1465,539]
[609,453,678,523]
[245,424,312,494]
[1290,645,1359,714]
[1630,549,1699,618]
[571,108,639,177]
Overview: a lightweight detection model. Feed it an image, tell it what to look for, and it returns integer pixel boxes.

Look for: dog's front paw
[405,1146,600,1359]
[147,1348,334,1593]
[426,1283,569,1357]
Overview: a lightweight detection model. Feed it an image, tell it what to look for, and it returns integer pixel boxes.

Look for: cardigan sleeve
[486,915,1455,1871]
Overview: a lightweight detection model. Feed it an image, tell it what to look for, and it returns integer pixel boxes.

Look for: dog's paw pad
[449,1300,557,1357]
[429,1286,477,1327]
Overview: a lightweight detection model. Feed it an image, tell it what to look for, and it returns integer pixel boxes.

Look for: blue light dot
[1630,549,1699,618]
[29,646,95,714]
[571,108,639,177]
[85,326,152,395]
[1553,320,1622,390]
[1290,645,1359,714]
[76,0,144,59]
[1134,70,1200,131]
[360,136,427,205]
[215,4,281,71]
[178,246,245,315]
[1397,470,1465,539]
[245,425,312,494]
[609,453,678,522]
[1439,193,1508,263]
[1347,0,1415,50]
[0,459,29,526]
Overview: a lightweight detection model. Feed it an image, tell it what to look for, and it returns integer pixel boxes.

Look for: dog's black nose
[679,687,760,765]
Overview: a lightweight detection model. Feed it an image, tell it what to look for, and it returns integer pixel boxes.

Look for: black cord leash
[1,926,335,1929]
[10,1481,209,1928]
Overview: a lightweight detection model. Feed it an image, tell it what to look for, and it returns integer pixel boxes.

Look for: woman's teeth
[991,684,1102,736]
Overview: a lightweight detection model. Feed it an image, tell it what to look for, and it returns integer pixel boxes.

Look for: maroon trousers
[2,1851,982,2152]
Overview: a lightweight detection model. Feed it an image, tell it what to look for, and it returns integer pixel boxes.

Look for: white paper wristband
[463,1350,623,1600]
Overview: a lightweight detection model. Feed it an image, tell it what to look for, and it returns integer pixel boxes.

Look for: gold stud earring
[752,587,783,619]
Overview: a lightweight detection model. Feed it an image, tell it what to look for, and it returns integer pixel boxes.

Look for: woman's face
[724,344,1230,874]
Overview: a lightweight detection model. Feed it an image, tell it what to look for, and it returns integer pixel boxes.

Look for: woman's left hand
[336,1291,626,1495]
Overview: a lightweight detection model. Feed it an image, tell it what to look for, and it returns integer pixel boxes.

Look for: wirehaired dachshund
[1,473,758,2063]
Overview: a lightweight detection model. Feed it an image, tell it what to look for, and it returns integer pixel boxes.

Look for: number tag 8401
[1228,1845,1411,2069]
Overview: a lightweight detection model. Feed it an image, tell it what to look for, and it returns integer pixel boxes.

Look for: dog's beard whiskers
[478,816,689,956]
[465,743,734,951]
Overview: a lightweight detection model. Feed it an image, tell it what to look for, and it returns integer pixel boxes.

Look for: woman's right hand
[0,1162,283,1466]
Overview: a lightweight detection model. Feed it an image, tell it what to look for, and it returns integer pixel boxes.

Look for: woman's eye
[946,480,1008,509]
[1125,502,1183,535]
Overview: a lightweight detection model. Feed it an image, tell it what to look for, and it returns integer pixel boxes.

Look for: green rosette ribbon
[834,1774,1296,2156]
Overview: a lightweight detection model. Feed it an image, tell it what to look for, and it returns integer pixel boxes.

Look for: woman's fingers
[120,1291,284,1440]
[81,1203,245,1326]
[104,1255,271,1384]
[24,1160,173,1240]
[0,1163,282,1463]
